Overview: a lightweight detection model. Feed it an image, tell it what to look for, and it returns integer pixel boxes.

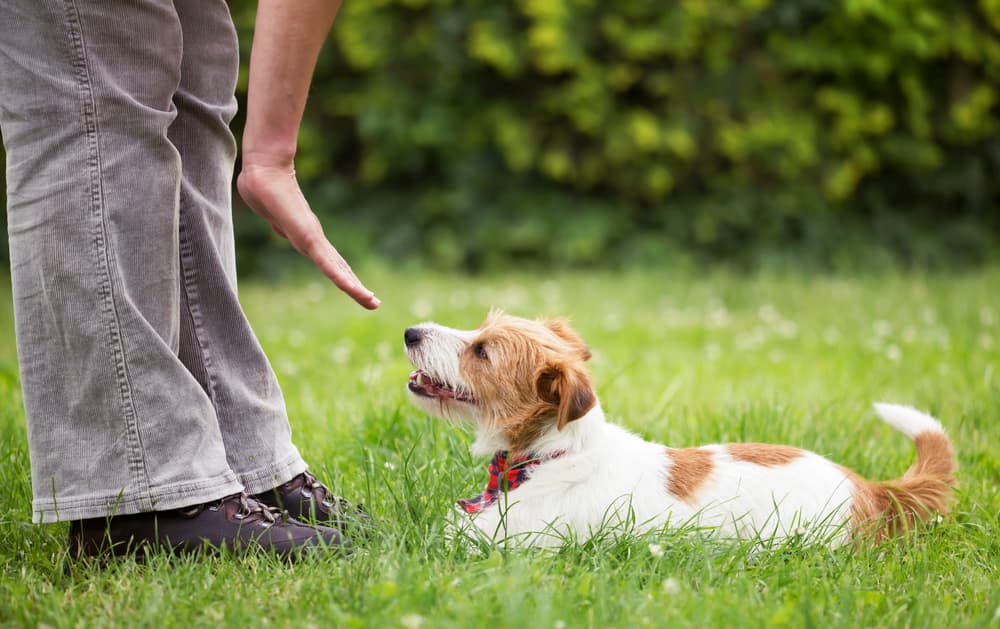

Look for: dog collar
[457,450,564,514]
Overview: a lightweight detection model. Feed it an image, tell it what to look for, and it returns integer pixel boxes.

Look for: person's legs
[168,0,307,494]
[1,0,243,522]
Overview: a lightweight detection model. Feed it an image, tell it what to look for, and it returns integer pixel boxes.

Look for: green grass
[1,266,998,628]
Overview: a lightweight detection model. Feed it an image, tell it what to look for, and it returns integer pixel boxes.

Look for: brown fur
[665,447,715,504]
[726,443,804,467]
[845,431,956,543]
[544,318,593,361]
[429,311,957,544]
[460,312,596,454]
[536,361,597,430]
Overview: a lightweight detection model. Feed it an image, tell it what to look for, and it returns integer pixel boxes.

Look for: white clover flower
[981,307,996,327]
[707,306,731,328]
[775,320,798,339]
[602,311,623,332]
[448,290,470,309]
[648,543,664,558]
[360,365,383,386]
[305,282,324,303]
[401,614,425,629]
[758,304,780,323]
[288,330,306,348]
[822,327,840,345]
[376,341,393,361]
[410,298,433,319]
[277,360,300,377]
[330,343,352,365]
[704,343,721,362]
[662,577,681,595]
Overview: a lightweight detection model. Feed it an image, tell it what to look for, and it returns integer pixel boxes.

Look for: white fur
[455,403,856,547]
[873,402,945,439]
[406,322,479,423]
[404,319,922,548]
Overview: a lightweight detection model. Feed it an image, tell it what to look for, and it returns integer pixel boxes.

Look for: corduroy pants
[1,0,306,523]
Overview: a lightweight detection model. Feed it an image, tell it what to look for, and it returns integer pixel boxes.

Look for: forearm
[242,0,342,168]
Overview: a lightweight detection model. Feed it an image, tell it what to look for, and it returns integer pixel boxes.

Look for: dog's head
[404,310,596,452]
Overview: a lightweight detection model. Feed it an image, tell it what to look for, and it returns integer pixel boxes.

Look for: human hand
[237,162,379,310]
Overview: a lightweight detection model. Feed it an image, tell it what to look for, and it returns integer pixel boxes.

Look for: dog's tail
[848,403,956,542]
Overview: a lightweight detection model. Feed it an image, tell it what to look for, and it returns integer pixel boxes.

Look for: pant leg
[169,0,307,494]
[1,0,243,522]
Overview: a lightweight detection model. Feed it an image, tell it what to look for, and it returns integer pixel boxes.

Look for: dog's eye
[473,342,488,360]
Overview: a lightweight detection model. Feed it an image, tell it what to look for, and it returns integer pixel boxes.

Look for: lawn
[0,266,998,627]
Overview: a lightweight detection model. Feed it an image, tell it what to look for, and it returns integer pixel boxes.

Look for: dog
[403,311,956,547]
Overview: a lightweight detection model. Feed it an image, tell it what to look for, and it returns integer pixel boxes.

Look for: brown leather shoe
[255,471,370,531]
[68,493,342,559]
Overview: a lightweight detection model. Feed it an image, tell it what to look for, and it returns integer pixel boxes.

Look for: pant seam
[172,100,223,411]
[178,213,222,411]
[63,0,152,508]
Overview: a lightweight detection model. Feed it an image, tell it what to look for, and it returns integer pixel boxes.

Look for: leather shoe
[69,492,342,559]
[255,471,370,531]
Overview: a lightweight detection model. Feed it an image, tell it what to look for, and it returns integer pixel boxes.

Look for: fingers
[307,238,380,310]
[238,165,380,309]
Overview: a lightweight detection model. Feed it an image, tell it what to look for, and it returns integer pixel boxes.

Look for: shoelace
[182,493,281,525]
[232,493,279,524]
[296,472,369,527]
[299,471,334,507]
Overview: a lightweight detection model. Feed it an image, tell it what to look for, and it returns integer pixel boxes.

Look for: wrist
[240,145,296,172]
[241,118,298,170]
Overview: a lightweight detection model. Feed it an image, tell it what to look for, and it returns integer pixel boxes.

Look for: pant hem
[31,472,244,523]
[235,453,308,495]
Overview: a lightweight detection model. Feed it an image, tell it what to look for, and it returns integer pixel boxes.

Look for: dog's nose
[404,327,423,347]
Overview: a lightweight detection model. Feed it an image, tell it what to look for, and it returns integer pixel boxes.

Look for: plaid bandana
[457,450,563,514]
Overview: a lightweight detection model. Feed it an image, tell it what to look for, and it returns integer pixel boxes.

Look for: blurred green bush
[3,1,1000,273]
[230,0,1000,272]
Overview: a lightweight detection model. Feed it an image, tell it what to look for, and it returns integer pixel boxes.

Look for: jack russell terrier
[403,311,955,548]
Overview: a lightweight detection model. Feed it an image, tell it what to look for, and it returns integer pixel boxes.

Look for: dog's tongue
[408,369,459,399]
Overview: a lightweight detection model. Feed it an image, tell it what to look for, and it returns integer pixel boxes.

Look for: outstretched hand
[237,162,379,310]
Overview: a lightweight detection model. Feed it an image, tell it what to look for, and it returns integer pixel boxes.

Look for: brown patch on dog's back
[726,443,804,467]
[666,448,715,504]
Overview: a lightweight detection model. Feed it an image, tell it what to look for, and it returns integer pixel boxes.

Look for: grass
[0,265,998,628]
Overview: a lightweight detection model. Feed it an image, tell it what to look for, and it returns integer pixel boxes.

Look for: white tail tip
[873,402,945,440]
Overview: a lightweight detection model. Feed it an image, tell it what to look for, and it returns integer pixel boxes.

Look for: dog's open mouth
[408,370,474,402]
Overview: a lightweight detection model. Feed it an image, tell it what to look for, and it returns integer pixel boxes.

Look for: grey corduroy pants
[1,0,307,523]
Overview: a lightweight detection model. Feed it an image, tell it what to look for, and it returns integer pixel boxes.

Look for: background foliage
[3,0,1000,272]
[226,0,1000,273]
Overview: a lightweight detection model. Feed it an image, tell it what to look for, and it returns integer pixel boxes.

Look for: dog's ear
[544,318,592,361]
[535,360,597,430]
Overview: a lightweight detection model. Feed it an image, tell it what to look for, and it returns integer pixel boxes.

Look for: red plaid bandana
[457,450,564,514]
